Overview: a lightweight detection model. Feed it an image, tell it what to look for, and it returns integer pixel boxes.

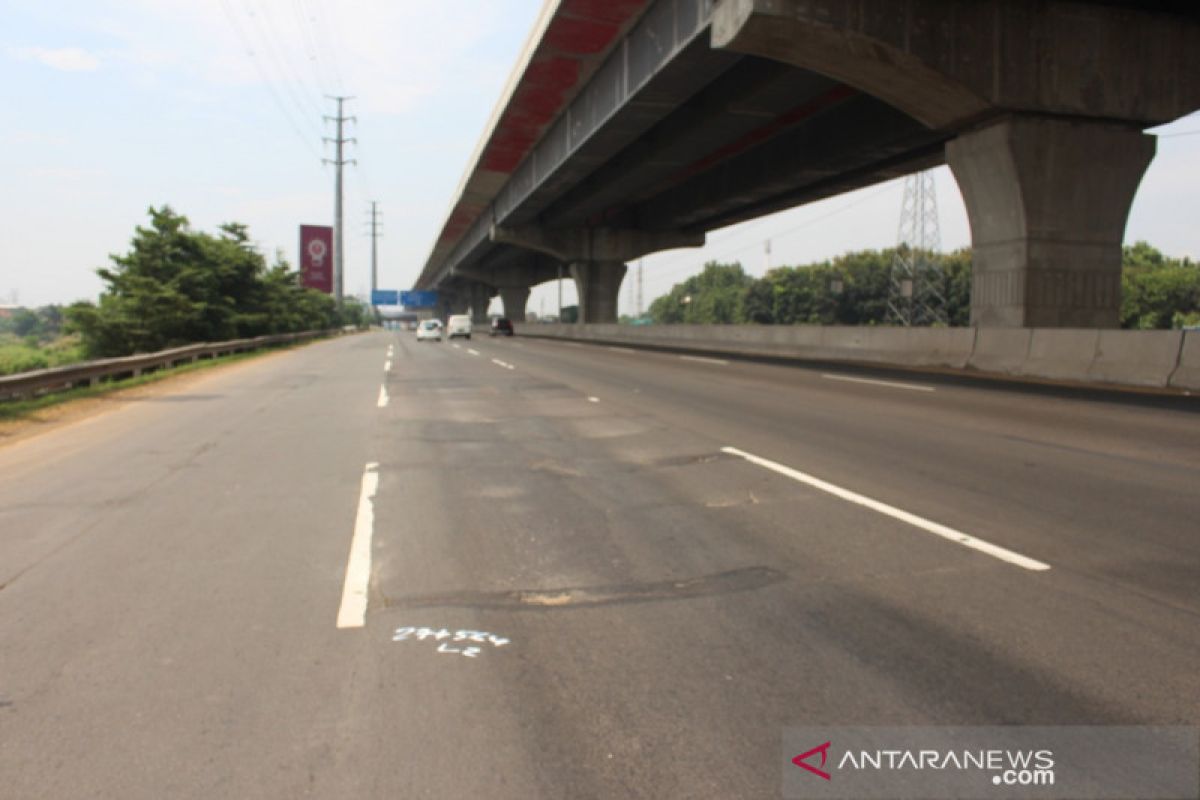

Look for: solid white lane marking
[467,348,481,356]
[587,396,600,403]
[822,373,935,393]
[376,385,389,408]
[680,355,729,366]
[720,447,1051,572]
[607,346,636,354]
[337,463,381,628]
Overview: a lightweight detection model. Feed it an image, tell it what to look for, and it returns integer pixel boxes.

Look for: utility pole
[365,201,382,297]
[323,95,356,307]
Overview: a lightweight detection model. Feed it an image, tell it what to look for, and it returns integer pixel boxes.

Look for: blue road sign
[400,290,439,309]
[371,290,400,306]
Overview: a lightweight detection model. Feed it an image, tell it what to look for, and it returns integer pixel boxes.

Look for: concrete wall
[515,323,1198,393]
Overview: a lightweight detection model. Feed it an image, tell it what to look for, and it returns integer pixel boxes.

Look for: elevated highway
[415,0,1200,327]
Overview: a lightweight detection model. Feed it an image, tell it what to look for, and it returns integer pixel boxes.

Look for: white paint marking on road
[587,396,600,403]
[720,447,1051,572]
[393,626,510,658]
[376,385,389,408]
[384,360,392,372]
[467,348,481,356]
[680,355,729,366]
[452,343,461,350]
[822,373,935,393]
[337,463,381,629]
[607,346,636,354]
[491,358,514,370]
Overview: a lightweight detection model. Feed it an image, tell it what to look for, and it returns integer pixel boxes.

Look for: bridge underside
[419,0,1200,327]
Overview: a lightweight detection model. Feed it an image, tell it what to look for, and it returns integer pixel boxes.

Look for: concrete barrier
[968,329,1033,375]
[1021,330,1101,383]
[1168,330,1200,391]
[516,323,1192,393]
[1089,329,1184,387]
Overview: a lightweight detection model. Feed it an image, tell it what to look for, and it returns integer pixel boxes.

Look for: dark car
[490,318,514,336]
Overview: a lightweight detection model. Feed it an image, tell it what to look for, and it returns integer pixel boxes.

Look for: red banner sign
[299,225,333,293]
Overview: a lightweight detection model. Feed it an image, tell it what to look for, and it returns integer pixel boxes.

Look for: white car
[446,314,473,340]
[416,319,443,341]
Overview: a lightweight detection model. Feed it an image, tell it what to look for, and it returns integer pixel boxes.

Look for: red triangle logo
[792,741,832,780]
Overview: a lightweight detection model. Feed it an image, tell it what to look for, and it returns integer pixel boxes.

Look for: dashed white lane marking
[720,447,1051,572]
[377,385,389,408]
[337,463,381,629]
[467,348,481,356]
[491,358,516,370]
[587,396,600,403]
[384,360,392,372]
[680,355,729,366]
[822,373,935,393]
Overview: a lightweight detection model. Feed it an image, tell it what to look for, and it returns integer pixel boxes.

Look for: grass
[0,344,296,422]
[0,334,87,376]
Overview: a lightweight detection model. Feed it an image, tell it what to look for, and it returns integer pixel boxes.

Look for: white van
[446,315,473,340]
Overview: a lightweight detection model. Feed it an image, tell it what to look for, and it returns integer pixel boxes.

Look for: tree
[648,262,755,324]
[1120,242,1200,329]
[68,206,342,357]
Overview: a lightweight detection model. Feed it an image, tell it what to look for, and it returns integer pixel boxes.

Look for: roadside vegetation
[647,243,1199,328]
[1,206,372,380]
[66,206,370,358]
[1,206,369,381]
[0,306,84,376]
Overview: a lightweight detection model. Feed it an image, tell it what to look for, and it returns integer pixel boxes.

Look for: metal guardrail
[0,329,348,401]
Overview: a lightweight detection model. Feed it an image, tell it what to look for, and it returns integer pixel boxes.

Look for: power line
[218,0,323,162]
[305,0,346,94]
[256,0,327,117]
[242,1,325,129]
[290,0,333,96]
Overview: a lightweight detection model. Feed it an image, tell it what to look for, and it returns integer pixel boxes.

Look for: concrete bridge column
[465,282,494,325]
[947,117,1155,328]
[498,287,530,322]
[489,225,704,325]
[569,261,627,324]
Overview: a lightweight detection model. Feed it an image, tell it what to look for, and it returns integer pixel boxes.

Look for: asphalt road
[1,330,1197,798]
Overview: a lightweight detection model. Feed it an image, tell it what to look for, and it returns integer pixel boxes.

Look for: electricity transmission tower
[887,171,947,326]
[323,95,356,306]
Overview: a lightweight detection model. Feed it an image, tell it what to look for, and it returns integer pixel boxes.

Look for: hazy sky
[3,0,1198,317]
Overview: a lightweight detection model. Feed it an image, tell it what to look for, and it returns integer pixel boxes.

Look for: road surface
[2,330,1197,798]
